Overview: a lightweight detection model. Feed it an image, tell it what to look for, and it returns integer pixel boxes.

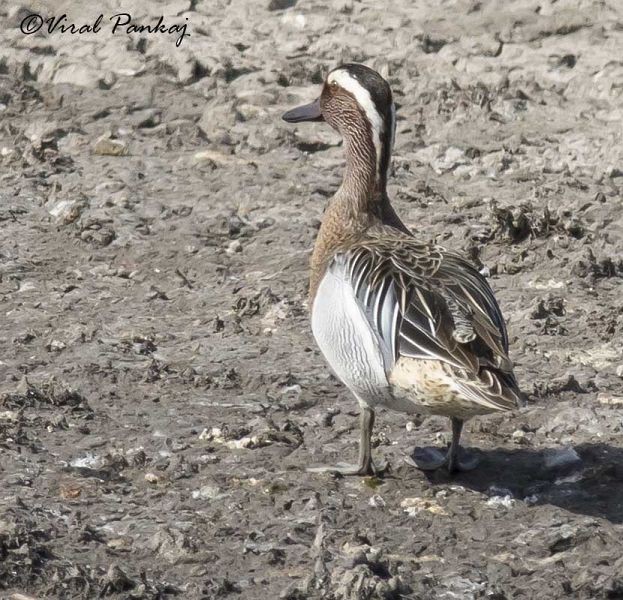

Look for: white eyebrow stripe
[327,69,384,174]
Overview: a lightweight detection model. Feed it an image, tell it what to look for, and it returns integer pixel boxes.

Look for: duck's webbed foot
[307,458,387,476]
[307,407,387,477]
[406,418,480,474]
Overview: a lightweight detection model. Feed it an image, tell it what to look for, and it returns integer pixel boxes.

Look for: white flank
[328,69,385,174]
[311,260,389,406]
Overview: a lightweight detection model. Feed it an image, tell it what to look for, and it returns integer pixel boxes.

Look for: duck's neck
[309,128,409,302]
[333,132,395,219]
[339,136,378,208]
[334,128,410,232]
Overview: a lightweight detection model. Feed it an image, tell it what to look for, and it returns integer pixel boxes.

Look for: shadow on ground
[407,443,623,523]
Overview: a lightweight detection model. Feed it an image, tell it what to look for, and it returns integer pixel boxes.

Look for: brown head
[282,64,396,192]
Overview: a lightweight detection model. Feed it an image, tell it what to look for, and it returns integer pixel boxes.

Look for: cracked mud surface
[1,0,622,598]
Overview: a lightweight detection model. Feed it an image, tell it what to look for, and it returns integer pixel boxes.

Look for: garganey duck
[282,64,523,475]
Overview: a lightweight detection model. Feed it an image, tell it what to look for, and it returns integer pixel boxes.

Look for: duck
[282,64,523,475]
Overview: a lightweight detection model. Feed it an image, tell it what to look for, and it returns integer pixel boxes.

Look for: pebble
[94,181,126,194]
[192,485,222,500]
[226,239,243,255]
[486,495,516,509]
[400,497,447,517]
[144,472,159,484]
[196,454,220,465]
[199,427,223,442]
[107,537,132,551]
[227,436,262,449]
[47,197,88,224]
[0,410,20,422]
[597,393,623,406]
[512,429,528,443]
[193,150,239,165]
[93,136,128,156]
[17,282,37,293]
[46,339,66,352]
[368,494,386,508]
[53,63,109,89]
[70,453,103,469]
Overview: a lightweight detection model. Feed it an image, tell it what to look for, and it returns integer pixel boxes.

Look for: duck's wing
[342,227,522,411]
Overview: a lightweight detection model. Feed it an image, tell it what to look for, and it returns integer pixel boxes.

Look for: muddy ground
[1,0,623,598]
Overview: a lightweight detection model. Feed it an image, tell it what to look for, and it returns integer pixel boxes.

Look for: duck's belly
[389,357,499,419]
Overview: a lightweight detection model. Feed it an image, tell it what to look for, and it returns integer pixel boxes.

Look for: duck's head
[282,64,396,188]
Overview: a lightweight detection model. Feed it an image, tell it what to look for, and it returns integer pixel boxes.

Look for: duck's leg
[307,407,387,476]
[409,418,480,473]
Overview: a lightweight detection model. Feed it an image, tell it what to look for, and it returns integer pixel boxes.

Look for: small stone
[94,181,126,194]
[46,339,66,352]
[144,472,159,484]
[196,454,220,465]
[0,410,19,422]
[369,494,386,508]
[227,436,261,449]
[512,429,528,444]
[93,135,128,156]
[199,427,224,442]
[107,537,132,551]
[80,226,116,247]
[16,281,37,294]
[192,485,221,499]
[597,393,623,405]
[548,524,586,554]
[431,146,468,173]
[486,495,515,509]
[400,497,447,517]
[53,63,107,89]
[226,240,243,255]
[193,150,237,165]
[47,197,88,224]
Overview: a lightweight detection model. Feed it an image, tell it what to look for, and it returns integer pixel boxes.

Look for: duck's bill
[282,98,324,122]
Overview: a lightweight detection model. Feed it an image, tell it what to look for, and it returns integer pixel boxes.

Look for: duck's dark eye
[330,81,339,88]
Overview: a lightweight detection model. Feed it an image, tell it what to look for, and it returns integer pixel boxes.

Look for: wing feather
[328,226,522,412]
